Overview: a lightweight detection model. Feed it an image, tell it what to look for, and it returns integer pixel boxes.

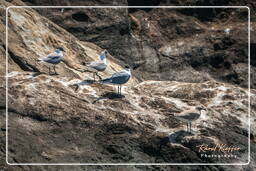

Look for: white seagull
[86,50,108,80]
[37,47,65,75]
[175,106,206,133]
[101,65,131,95]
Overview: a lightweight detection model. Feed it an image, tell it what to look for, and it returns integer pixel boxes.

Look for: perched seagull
[37,47,65,75]
[174,106,207,134]
[224,28,231,35]
[85,50,108,80]
[101,65,131,96]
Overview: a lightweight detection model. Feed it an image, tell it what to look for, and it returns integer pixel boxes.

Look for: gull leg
[53,65,57,75]
[95,72,102,80]
[93,73,95,81]
[48,66,51,74]
[120,85,122,95]
[190,123,192,134]
[187,123,189,133]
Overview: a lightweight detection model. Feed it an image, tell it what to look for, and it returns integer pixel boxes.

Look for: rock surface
[1,70,255,165]
[0,0,255,171]
[4,1,137,85]
[1,72,255,168]
[19,0,256,88]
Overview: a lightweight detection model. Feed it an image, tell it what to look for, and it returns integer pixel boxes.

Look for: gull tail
[100,78,112,84]
[77,80,94,85]
[174,116,187,122]
[36,58,44,62]
[82,62,91,66]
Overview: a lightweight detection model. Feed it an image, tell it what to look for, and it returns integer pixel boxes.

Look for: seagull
[85,50,108,80]
[101,65,131,96]
[174,106,206,134]
[37,47,65,75]
[224,28,231,34]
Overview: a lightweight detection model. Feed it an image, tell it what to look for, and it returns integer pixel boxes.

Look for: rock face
[2,73,254,165]
[0,0,255,171]
[19,0,256,89]
[5,1,137,85]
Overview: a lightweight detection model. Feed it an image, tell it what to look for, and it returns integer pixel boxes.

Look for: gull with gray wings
[37,47,65,75]
[101,66,131,96]
[174,106,207,134]
[85,50,108,80]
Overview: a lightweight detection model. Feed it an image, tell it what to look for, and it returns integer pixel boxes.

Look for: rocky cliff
[0,0,255,171]
[19,0,256,89]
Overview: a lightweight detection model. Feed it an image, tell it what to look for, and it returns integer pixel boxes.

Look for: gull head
[55,47,65,53]
[124,65,131,75]
[195,106,207,112]
[100,50,108,59]
[100,50,108,63]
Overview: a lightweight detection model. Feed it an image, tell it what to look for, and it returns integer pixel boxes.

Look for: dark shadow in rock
[92,92,125,104]
[72,12,90,22]
[168,130,192,144]
[32,72,58,77]
[49,73,59,76]
[127,0,160,12]
[31,72,45,77]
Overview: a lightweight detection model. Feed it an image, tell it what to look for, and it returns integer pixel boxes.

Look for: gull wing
[176,112,200,122]
[111,71,127,78]
[102,71,130,84]
[39,51,61,60]
[87,61,107,71]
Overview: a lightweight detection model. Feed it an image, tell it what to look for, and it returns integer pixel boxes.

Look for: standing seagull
[175,106,206,134]
[86,50,108,80]
[101,66,131,96]
[37,47,65,75]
